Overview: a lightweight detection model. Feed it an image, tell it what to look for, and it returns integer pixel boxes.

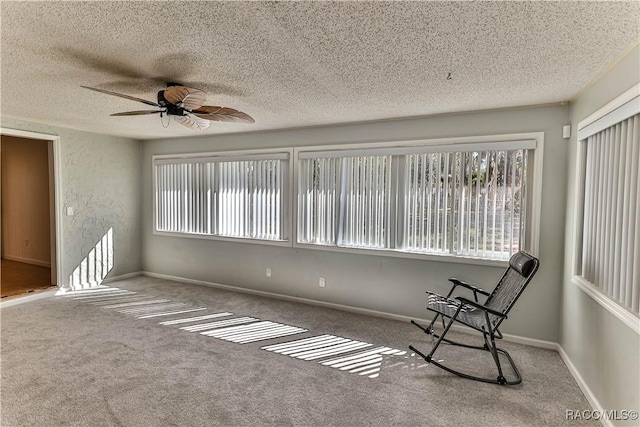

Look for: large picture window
[296,135,541,262]
[154,150,290,242]
[575,100,640,320]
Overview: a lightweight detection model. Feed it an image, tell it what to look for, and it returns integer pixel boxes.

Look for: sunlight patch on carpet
[59,285,423,379]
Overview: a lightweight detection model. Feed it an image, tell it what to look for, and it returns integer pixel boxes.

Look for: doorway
[0,131,60,299]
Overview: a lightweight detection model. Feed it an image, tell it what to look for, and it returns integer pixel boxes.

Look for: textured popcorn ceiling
[1,1,638,139]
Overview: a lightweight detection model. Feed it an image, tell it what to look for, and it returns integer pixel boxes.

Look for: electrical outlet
[266,268,272,278]
[319,277,326,288]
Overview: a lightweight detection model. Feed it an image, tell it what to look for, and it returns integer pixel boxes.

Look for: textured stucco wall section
[0,118,142,284]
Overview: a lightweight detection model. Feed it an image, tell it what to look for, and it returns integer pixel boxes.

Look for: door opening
[0,130,60,299]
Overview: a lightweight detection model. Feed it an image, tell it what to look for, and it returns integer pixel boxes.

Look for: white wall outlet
[319,277,326,288]
[266,268,272,278]
[66,206,74,216]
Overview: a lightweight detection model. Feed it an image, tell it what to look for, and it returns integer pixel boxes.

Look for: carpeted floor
[1,275,597,426]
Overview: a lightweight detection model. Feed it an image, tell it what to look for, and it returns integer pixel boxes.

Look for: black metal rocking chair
[409,251,539,385]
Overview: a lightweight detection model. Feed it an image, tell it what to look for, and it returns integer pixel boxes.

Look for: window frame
[152,148,294,247]
[293,132,544,267]
[572,83,640,332]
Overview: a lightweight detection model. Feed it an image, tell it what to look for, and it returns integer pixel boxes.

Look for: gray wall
[142,104,569,342]
[0,118,142,286]
[563,45,639,423]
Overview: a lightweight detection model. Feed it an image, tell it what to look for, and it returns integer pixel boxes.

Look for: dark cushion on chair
[509,252,536,277]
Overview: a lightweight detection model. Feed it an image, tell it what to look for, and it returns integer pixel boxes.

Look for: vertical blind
[297,157,340,245]
[402,150,527,258]
[339,156,392,248]
[155,154,288,241]
[297,145,530,260]
[297,156,391,248]
[580,113,639,314]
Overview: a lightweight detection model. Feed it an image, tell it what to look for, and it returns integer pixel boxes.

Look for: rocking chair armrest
[448,278,491,297]
[425,290,445,298]
[455,297,507,319]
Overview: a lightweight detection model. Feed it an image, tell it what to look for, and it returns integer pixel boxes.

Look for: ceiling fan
[81,83,254,130]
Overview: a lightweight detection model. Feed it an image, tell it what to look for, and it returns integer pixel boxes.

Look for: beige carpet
[1,275,598,426]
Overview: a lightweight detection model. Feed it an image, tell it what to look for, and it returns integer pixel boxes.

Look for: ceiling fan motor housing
[157,90,186,116]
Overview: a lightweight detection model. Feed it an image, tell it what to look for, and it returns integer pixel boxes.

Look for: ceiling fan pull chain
[161,112,171,128]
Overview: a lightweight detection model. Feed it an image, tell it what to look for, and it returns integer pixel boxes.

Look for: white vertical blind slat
[482,152,489,257]
[509,152,516,257]
[630,116,639,313]
[456,153,464,254]
[474,154,481,255]
[443,153,450,252]
[603,127,614,296]
[612,123,624,302]
[500,152,508,255]
[465,153,472,254]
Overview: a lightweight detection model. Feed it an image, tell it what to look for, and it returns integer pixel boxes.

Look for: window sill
[572,276,640,334]
[154,230,292,248]
[294,242,510,268]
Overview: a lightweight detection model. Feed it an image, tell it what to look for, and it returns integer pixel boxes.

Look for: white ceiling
[1,1,638,140]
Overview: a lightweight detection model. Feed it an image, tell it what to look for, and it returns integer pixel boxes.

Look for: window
[296,135,541,262]
[576,102,639,317]
[154,150,290,242]
[401,150,527,258]
[297,155,392,248]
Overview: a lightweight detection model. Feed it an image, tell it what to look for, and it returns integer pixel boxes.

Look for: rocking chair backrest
[484,252,539,327]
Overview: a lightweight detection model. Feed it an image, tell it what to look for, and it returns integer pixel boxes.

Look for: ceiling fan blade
[193,106,255,123]
[81,86,160,107]
[163,86,207,110]
[174,114,211,131]
[111,110,164,116]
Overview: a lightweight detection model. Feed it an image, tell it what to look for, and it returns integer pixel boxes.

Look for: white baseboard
[141,270,557,350]
[0,289,57,309]
[102,271,142,284]
[557,346,611,427]
[2,254,51,268]
[142,270,427,323]
[500,332,559,350]
[54,271,143,294]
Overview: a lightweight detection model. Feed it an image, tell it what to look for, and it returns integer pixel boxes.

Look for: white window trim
[572,276,640,333]
[152,148,294,247]
[572,83,640,333]
[152,230,293,247]
[578,83,640,140]
[293,132,544,266]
